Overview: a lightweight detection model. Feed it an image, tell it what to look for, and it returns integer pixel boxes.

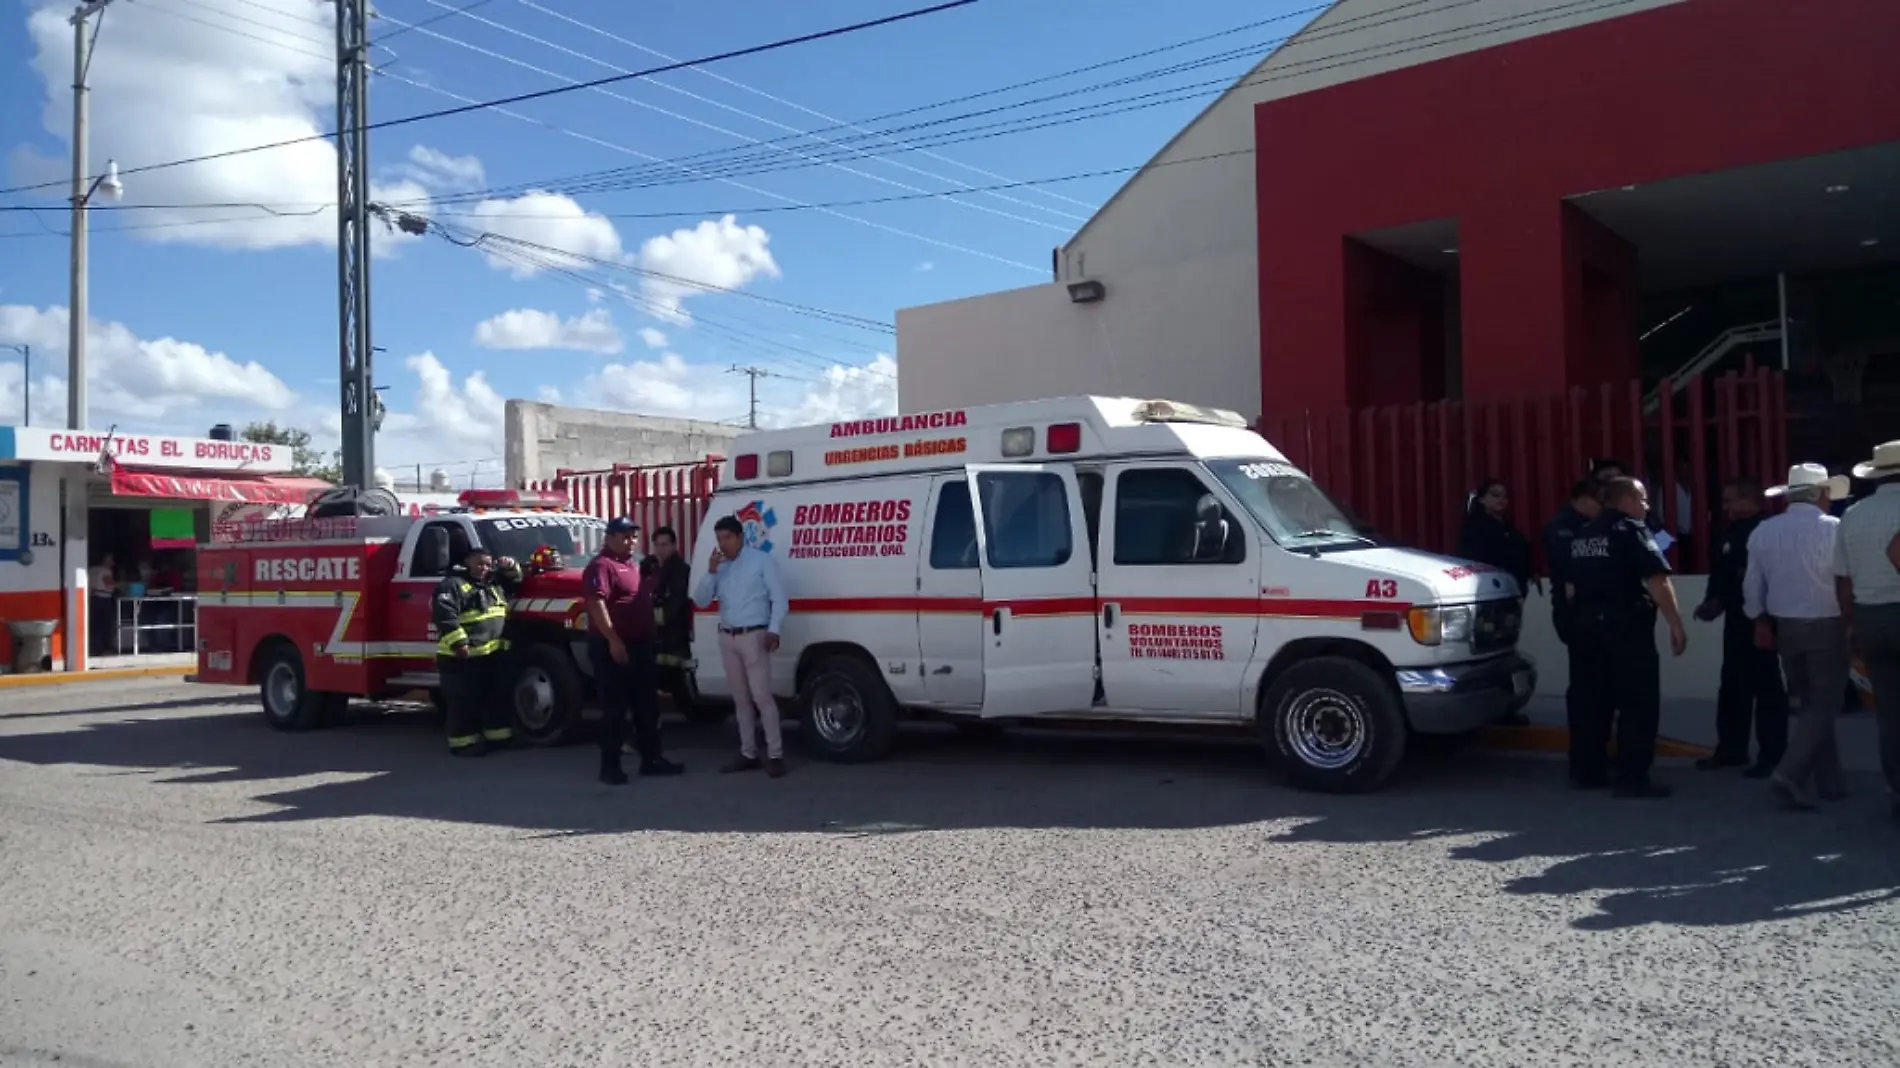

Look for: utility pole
[727,365,783,429]
[1,343,26,425]
[68,0,126,432]
[336,0,376,487]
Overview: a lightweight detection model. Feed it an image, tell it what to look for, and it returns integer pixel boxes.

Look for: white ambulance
[688,397,1534,792]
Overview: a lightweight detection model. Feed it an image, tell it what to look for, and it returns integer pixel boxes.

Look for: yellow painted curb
[0,664,196,689]
[1478,723,1711,759]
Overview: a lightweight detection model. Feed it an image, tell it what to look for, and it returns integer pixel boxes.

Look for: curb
[0,664,196,689]
[1477,723,1711,759]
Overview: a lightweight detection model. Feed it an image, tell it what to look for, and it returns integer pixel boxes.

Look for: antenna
[726,364,788,429]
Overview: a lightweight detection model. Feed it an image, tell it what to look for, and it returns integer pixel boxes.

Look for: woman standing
[1457,480,1538,596]
[1458,480,1539,727]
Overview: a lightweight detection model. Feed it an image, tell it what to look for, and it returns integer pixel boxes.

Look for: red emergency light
[457,489,571,511]
[1046,422,1082,454]
[733,454,759,480]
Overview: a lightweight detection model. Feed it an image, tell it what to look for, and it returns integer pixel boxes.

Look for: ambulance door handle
[1102,603,1117,629]
[990,608,1003,636]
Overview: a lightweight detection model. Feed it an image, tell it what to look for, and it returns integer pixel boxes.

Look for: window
[975,471,1072,569]
[1205,458,1375,553]
[929,481,978,570]
[1113,468,1246,566]
[476,515,607,569]
[409,521,469,578]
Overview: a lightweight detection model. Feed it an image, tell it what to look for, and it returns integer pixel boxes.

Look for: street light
[1,343,27,425]
[68,0,129,432]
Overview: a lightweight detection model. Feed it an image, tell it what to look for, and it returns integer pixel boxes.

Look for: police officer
[432,545,522,757]
[1692,476,1786,775]
[1565,477,1688,797]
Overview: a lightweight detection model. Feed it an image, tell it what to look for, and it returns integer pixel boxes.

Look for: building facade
[897,0,1898,437]
[504,400,739,489]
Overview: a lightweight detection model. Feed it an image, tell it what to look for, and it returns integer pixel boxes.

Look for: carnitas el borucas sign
[0,426,296,473]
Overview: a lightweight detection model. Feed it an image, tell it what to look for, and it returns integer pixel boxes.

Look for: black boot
[599,755,629,786]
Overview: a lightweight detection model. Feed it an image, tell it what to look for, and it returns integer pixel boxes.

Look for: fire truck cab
[193,489,615,743]
[690,396,1537,793]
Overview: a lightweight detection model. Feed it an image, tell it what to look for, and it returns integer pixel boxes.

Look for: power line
[727,364,793,429]
[0,0,983,199]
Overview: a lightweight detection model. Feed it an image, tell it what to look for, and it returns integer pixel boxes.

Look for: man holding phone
[693,515,789,777]
[584,517,684,785]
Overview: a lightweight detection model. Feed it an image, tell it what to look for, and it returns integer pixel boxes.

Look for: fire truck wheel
[798,653,898,764]
[511,643,585,747]
[1259,656,1406,794]
[258,644,328,732]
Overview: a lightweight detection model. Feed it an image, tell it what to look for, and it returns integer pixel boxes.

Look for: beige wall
[504,401,740,488]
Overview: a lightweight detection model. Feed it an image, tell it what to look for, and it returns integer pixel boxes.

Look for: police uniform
[1565,513,1672,790]
[432,554,522,755]
[1706,514,1787,771]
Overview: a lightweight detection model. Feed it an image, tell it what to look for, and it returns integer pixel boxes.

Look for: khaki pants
[720,628,782,760]
[1773,616,1849,797]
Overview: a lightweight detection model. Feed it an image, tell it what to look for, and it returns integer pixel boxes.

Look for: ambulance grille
[1472,598,1521,654]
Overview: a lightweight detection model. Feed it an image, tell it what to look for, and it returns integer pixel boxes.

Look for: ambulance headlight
[1000,426,1035,458]
[1406,605,1474,646]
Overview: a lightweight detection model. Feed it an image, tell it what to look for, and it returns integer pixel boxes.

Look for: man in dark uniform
[1565,477,1689,798]
[640,525,697,718]
[1693,476,1787,775]
[432,545,522,757]
[1543,478,1602,646]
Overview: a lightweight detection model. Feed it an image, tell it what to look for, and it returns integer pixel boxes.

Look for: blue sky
[0,0,1311,476]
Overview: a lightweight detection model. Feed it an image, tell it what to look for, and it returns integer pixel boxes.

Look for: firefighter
[433,544,523,757]
[643,526,695,712]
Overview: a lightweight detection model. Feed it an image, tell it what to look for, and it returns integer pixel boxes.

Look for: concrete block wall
[504,401,741,488]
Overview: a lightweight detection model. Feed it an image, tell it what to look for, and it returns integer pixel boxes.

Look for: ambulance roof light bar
[1132,399,1250,428]
[457,489,572,511]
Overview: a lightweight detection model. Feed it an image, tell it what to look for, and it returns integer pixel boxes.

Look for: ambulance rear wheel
[799,654,897,764]
[512,643,585,747]
[258,644,327,732]
[1260,656,1406,794]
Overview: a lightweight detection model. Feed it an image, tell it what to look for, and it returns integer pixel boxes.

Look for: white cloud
[472,308,623,355]
[393,351,504,455]
[13,1,432,251]
[915,261,936,272]
[0,303,295,422]
[632,215,779,325]
[463,192,627,278]
[397,145,485,191]
[764,354,899,428]
[637,327,668,350]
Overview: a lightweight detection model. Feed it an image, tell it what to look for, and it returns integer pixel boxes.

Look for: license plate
[1511,671,1531,697]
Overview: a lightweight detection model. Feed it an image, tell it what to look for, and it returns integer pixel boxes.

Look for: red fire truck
[193,488,686,743]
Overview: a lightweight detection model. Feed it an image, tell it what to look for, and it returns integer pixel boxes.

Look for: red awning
[109,466,331,505]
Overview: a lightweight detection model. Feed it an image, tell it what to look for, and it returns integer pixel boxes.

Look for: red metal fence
[528,460,724,558]
[1258,366,1788,574]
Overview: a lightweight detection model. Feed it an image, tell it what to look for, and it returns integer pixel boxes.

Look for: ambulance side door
[916,474,982,709]
[390,519,471,666]
[1095,462,1260,716]
[965,464,1097,716]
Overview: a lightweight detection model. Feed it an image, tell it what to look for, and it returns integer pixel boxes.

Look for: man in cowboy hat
[1834,440,1900,819]
[1745,463,1850,808]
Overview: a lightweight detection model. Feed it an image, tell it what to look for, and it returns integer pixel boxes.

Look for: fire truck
[193,488,701,742]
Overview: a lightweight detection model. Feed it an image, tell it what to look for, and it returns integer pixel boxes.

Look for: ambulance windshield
[1205,459,1375,552]
[475,514,608,568]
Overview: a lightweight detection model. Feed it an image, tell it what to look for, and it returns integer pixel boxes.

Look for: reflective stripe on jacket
[432,562,521,658]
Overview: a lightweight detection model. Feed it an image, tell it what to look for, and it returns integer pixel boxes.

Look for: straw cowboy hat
[1765,462,1851,500]
[1852,440,1900,481]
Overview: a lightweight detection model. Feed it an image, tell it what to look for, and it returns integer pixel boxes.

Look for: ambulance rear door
[964,464,1096,717]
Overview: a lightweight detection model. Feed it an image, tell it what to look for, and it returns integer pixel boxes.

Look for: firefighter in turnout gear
[433,545,523,756]
[643,526,695,687]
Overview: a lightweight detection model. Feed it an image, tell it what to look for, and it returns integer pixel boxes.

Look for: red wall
[1255,0,1900,420]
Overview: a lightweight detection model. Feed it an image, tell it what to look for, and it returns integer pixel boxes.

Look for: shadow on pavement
[2,699,1896,931]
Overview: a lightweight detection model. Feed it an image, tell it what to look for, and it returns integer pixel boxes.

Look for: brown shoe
[721,756,762,774]
[765,758,786,779]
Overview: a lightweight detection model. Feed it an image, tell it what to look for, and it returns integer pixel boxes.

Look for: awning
[109,465,331,505]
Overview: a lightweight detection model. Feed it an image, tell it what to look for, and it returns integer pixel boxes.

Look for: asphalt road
[2,678,1898,1068]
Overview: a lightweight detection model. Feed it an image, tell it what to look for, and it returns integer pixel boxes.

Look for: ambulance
[688,397,1535,793]
[192,489,704,742]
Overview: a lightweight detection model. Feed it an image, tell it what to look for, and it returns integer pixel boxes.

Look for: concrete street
[2,678,1897,1068]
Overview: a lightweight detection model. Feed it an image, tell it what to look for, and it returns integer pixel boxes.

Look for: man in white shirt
[1745,463,1850,808]
[1835,440,1900,819]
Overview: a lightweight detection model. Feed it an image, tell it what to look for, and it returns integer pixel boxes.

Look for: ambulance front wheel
[798,653,898,764]
[258,643,334,732]
[1260,656,1407,794]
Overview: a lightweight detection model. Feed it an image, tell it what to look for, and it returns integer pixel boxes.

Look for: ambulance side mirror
[417,527,451,576]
